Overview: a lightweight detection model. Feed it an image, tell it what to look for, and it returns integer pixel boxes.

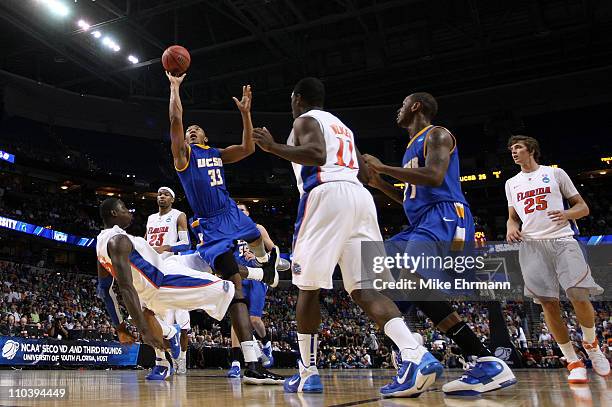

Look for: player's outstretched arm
[362,127,453,187]
[166,71,189,171]
[253,117,326,166]
[107,235,164,349]
[220,85,255,164]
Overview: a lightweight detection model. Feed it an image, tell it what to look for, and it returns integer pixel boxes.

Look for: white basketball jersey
[505,165,580,239]
[96,225,167,301]
[287,109,360,196]
[146,209,183,247]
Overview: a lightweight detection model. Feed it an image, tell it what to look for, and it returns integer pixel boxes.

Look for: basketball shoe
[243,363,285,385]
[583,340,611,377]
[381,345,443,398]
[227,361,241,378]
[146,364,174,381]
[284,359,323,393]
[442,356,517,395]
[261,246,280,287]
[567,360,588,384]
[261,344,275,368]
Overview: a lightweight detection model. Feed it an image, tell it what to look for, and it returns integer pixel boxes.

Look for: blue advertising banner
[0,215,95,247]
[0,337,139,366]
[0,150,15,164]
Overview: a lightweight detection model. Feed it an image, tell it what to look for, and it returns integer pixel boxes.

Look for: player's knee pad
[214,251,240,280]
[566,287,590,302]
[412,300,456,327]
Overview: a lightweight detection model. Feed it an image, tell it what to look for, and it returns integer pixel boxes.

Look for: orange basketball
[162,45,191,75]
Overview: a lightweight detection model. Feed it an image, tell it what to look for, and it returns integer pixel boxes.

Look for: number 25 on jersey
[524,196,548,214]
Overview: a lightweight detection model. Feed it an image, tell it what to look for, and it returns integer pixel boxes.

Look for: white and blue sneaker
[381,346,444,398]
[227,362,241,378]
[284,360,323,393]
[442,356,517,396]
[145,364,173,381]
[262,345,274,368]
[168,324,182,360]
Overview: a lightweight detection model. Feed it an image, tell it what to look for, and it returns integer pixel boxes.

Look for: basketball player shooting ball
[253,77,442,398]
[145,187,191,377]
[506,135,609,383]
[165,71,283,384]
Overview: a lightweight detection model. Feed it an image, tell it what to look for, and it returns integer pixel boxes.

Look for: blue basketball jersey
[401,125,468,224]
[176,144,230,218]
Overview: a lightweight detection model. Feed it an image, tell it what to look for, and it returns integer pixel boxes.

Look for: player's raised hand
[253,127,276,152]
[506,226,523,243]
[233,85,252,114]
[547,210,569,225]
[165,71,186,87]
[362,154,384,172]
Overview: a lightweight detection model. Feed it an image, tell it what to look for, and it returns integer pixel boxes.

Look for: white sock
[231,360,240,368]
[156,316,176,339]
[241,340,258,363]
[155,349,169,367]
[581,325,596,344]
[246,267,263,281]
[384,318,419,361]
[253,336,263,359]
[298,333,318,368]
[559,341,579,363]
[180,350,186,360]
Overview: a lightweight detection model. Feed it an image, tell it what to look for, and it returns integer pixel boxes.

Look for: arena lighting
[77,19,90,31]
[37,0,70,17]
[128,55,139,64]
[252,199,260,203]
[60,185,68,190]
[599,171,607,175]
[91,30,101,39]
[602,157,612,164]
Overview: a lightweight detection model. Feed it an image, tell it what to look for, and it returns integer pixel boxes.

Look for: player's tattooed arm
[107,235,163,349]
[363,127,453,187]
[221,85,255,164]
[253,117,326,166]
[166,71,189,170]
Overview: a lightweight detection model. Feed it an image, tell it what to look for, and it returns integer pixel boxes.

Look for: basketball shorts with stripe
[518,237,603,302]
[147,256,235,321]
[291,181,382,293]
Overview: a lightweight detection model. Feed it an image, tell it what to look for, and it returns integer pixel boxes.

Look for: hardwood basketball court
[0,369,608,406]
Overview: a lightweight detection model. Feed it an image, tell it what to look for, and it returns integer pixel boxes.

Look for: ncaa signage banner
[0,215,96,248]
[0,336,139,366]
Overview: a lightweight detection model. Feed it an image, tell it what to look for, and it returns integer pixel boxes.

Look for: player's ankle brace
[214,251,240,279]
